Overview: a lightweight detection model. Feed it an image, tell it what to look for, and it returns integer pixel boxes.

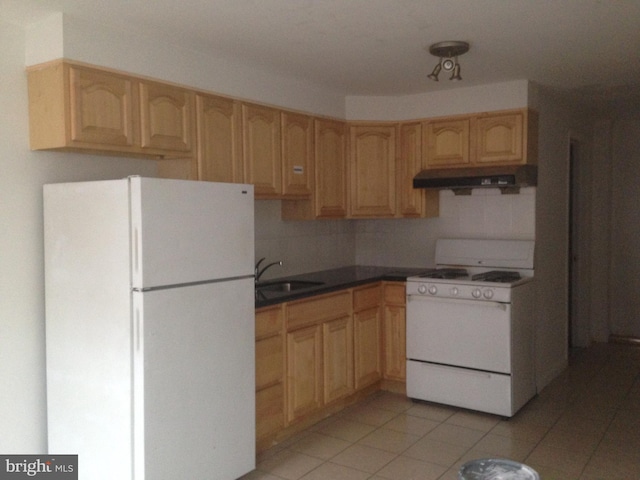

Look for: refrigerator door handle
[133,226,140,279]
[135,308,141,352]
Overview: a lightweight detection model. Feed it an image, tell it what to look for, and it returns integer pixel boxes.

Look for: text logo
[0,456,77,479]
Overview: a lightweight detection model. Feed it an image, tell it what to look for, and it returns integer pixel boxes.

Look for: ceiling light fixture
[427,41,469,82]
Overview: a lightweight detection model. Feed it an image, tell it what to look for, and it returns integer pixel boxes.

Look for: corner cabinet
[397,122,439,218]
[349,124,396,218]
[27,60,195,160]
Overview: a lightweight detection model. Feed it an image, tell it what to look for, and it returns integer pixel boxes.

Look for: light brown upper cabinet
[139,80,195,154]
[475,110,537,165]
[424,117,471,167]
[196,94,243,183]
[314,118,348,218]
[27,60,196,159]
[242,103,282,198]
[423,108,537,169]
[281,112,313,198]
[29,62,136,153]
[349,124,396,218]
[397,122,439,218]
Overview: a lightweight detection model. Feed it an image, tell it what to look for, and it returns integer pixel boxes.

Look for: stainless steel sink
[256,280,324,293]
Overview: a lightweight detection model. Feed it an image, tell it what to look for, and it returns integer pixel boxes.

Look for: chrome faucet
[255,257,283,282]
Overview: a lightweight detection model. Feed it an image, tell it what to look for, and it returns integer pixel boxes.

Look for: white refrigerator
[44,176,255,480]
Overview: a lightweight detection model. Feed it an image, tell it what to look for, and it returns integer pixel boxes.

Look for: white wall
[609,116,640,338]
[255,201,356,279]
[355,188,536,267]
[27,13,346,118]
[346,80,528,120]
[527,83,597,388]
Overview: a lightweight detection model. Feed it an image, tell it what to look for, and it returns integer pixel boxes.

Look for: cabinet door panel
[349,125,396,217]
[354,306,382,390]
[256,335,284,390]
[242,104,282,197]
[323,316,354,404]
[476,113,523,164]
[140,82,194,153]
[397,122,425,217]
[196,94,243,183]
[286,325,322,423]
[383,304,406,381]
[314,119,347,218]
[69,66,135,147]
[282,112,313,198]
[424,119,470,167]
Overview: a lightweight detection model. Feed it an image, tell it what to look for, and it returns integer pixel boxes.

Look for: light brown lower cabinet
[256,281,405,452]
[285,290,352,425]
[382,282,406,381]
[255,305,285,447]
[353,284,383,390]
[286,324,323,423]
[323,316,354,404]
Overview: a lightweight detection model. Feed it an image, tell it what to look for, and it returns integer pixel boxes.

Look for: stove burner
[421,268,468,279]
[471,270,522,283]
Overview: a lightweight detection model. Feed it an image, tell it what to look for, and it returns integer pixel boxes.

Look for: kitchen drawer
[256,305,283,339]
[383,282,405,305]
[286,290,351,330]
[256,335,284,390]
[406,360,513,416]
[353,284,382,311]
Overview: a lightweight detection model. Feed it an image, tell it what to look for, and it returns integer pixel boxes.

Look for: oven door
[406,295,512,374]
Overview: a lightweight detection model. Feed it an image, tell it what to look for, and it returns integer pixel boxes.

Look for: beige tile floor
[242,343,640,480]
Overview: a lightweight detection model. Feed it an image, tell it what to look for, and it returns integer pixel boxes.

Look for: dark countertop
[255,265,434,308]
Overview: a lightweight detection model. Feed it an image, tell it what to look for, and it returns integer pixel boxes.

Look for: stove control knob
[450,287,459,296]
[472,288,482,299]
[428,285,438,295]
[483,289,494,299]
[417,284,427,294]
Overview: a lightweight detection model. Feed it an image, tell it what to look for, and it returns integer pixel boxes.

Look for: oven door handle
[407,295,507,311]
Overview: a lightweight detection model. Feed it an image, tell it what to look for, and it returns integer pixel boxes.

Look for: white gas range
[406,238,536,417]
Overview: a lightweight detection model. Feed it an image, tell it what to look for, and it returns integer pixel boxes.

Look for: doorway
[568,138,588,348]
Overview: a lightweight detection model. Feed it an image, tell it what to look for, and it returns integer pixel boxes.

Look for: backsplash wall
[254,200,357,279]
[254,188,536,278]
[355,188,536,266]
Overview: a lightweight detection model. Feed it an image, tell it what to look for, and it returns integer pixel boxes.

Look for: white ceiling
[5,0,640,98]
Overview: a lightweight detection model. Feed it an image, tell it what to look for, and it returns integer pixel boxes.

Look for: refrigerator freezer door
[130,177,254,289]
[132,278,255,480]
